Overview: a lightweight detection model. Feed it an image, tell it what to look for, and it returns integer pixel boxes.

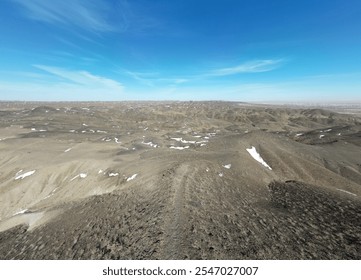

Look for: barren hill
[0,101,360,259]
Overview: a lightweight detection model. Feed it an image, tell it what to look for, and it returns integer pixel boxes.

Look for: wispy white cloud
[12,0,161,34]
[123,59,285,88]
[208,59,285,77]
[12,0,114,32]
[124,70,188,87]
[0,66,124,100]
[34,65,123,91]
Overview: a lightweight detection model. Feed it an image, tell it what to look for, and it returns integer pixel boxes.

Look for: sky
[0,0,360,102]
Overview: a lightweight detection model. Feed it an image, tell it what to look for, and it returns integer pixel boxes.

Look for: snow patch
[70,173,87,181]
[336,189,357,196]
[13,209,28,216]
[295,133,303,137]
[15,170,36,180]
[170,146,189,150]
[114,137,121,144]
[142,141,158,148]
[246,146,272,170]
[126,174,138,182]
[218,172,224,177]
[319,135,325,139]
[109,173,119,177]
[64,148,72,153]
[223,164,231,169]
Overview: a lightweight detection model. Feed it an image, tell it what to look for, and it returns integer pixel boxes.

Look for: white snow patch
[144,127,148,131]
[295,133,303,137]
[16,170,23,176]
[337,133,342,136]
[15,170,36,180]
[31,128,36,131]
[39,129,47,132]
[206,168,209,172]
[181,139,196,144]
[142,141,158,148]
[13,209,28,216]
[109,173,119,177]
[97,130,107,133]
[171,137,197,144]
[82,123,88,126]
[223,164,232,169]
[64,148,72,153]
[325,129,332,132]
[98,169,103,174]
[170,146,189,150]
[336,189,357,196]
[218,172,224,177]
[114,137,121,144]
[246,146,272,170]
[70,173,87,181]
[200,143,206,147]
[319,135,325,139]
[126,174,138,182]
[69,130,76,133]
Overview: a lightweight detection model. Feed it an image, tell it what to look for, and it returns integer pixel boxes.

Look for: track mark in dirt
[162,164,189,259]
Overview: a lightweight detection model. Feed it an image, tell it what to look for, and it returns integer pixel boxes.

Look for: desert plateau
[0,101,360,260]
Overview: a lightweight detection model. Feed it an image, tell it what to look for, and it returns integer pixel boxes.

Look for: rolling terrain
[0,101,360,259]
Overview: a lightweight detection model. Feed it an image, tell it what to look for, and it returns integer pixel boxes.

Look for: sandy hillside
[0,101,360,259]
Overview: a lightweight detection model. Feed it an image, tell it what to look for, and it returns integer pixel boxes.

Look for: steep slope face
[0,101,360,259]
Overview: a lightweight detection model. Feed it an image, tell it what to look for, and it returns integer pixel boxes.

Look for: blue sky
[0,0,360,102]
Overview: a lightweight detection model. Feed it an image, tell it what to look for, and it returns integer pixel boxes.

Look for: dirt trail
[162,164,189,259]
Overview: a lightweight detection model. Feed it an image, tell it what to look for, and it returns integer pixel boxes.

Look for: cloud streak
[124,59,285,88]
[0,65,124,100]
[12,0,114,32]
[208,59,285,77]
[34,65,123,91]
[124,70,188,87]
